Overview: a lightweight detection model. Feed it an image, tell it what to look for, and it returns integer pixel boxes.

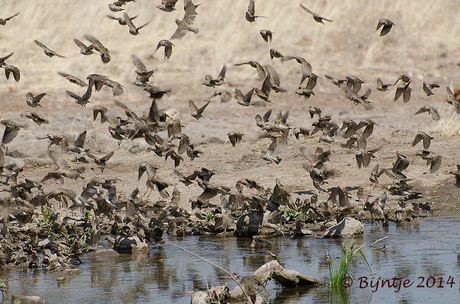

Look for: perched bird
[58,72,87,87]
[228,131,244,146]
[86,151,114,173]
[106,14,137,25]
[414,105,440,121]
[84,35,111,63]
[0,12,20,26]
[131,54,154,85]
[260,30,274,42]
[449,164,460,187]
[189,100,210,120]
[123,12,149,35]
[246,0,266,23]
[376,78,392,92]
[3,64,20,82]
[209,89,232,103]
[234,60,266,80]
[412,131,433,150]
[155,39,175,60]
[26,92,46,108]
[376,18,395,36]
[235,87,255,106]
[299,4,332,24]
[171,0,199,39]
[24,112,48,126]
[423,82,440,96]
[203,65,226,87]
[157,0,179,12]
[34,40,65,58]
[73,38,95,56]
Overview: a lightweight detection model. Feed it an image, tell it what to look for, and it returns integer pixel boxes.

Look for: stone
[113,235,148,253]
[323,217,364,238]
[235,211,264,237]
[11,295,45,304]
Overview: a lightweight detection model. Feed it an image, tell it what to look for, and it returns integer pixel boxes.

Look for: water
[1,217,460,303]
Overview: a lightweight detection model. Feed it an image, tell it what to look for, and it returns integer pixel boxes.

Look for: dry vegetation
[1,0,460,215]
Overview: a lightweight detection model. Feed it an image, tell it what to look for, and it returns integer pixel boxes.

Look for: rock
[191,286,229,304]
[323,217,364,238]
[113,235,148,253]
[235,211,264,237]
[11,295,45,304]
[229,275,269,303]
[86,249,119,259]
[250,237,272,249]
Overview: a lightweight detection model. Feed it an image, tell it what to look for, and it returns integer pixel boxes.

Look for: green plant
[327,238,370,287]
[205,211,214,223]
[283,208,302,221]
[0,277,7,300]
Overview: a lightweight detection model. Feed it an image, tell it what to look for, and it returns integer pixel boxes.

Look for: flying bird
[3,64,20,82]
[228,131,244,146]
[106,14,137,25]
[131,54,154,85]
[260,29,274,42]
[235,87,255,106]
[414,105,440,121]
[246,0,266,23]
[0,12,20,26]
[170,0,199,39]
[422,82,440,96]
[26,92,46,108]
[189,100,210,120]
[34,40,66,58]
[84,35,111,63]
[412,131,433,150]
[376,78,392,92]
[157,0,179,12]
[155,39,175,60]
[376,18,395,36]
[299,4,332,24]
[24,112,48,126]
[203,65,226,87]
[58,72,88,87]
[123,12,149,35]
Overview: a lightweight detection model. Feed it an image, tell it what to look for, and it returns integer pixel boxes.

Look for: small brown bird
[293,128,310,139]
[108,3,124,12]
[66,130,88,153]
[106,14,137,25]
[167,120,182,139]
[426,155,442,173]
[414,105,440,121]
[86,151,114,172]
[67,86,92,107]
[155,39,175,60]
[34,40,65,58]
[299,4,332,24]
[1,119,25,145]
[412,131,433,150]
[346,75,364,93]
[170,0,199,39]
[392,152,410,177]
[24,112,48,126]
[255,75,272,102]
[84,35,111,63]
[246,0,266,23]
[87,74,123,96]
[131,54,154,85]
[123,12,149,35]
[235,87,255,106]
[189,100,210,120]
[292,56,312,84]
[73,38,95,56]
[422,82,440,96]
[376,78,392,92]
[268,129,289,156]
[210,89,232,103]
[260,29,274,42]
[203,65,226,87]
[58,72,87,87]
[228,131,244,146]
[157,0,179,12]
[0,12,20,26]
[186,144,202,160]
[174,133,190,154]
[394,81,412,103]
[355,147,379,168]
[0,52,14,67]
[26,92,46,108]
[165,148,183,167]
[3,64,20,82]
[376,18,395,36]
[449,164,460,187]
[270,48,284,60]
[446,86,460,114]
[234,60,266,80]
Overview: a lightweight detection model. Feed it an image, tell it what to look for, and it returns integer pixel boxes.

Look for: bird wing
[198,100,211,114]
[299,4,314,15]
[74,130,87,148]
[248,0,255,15]
[131,54,147,72]
[34,40,49,50]
[218,65,226,81]
[189,100,198,112]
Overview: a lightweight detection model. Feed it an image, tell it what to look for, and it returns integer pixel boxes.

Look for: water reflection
[0,217,459,303]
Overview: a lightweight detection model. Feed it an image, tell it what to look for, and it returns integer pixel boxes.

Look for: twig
[167,242,253,304]
[371,236,388,247]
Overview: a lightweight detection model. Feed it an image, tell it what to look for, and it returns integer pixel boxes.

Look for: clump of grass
[327,238,370,287]
[0,278,7,300]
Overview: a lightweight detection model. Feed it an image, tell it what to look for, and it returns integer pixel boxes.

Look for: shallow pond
[1,217,460,303]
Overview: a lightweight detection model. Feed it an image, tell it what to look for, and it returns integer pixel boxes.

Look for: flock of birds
[1,0,460,235]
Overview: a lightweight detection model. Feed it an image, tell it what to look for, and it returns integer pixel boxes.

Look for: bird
[189,100,210,120]
[167,120,182,139]
[270,48,284,60]
[73,38,95,56]
[86,151,114,173]
[108,3,125,12]
[0,12,20,26]
[26,92,46,108]
[392,152,410,177]
[170,0,199,39]
[394,81,412,103]
[234,61,266,80]
[155,39,175,60]
[87,74,123,96]
[106,14,137,25]
[260,30,274,42]
[446,86,460,114]
[345,75,365,93]
[123,12,149,35]
[157,0,179,12]
[423,82,440,96]
[165,148,183,167]
[24,112,48,126]
[412,131,433,150]
[355,147,380,168]
[299,4,332,24]
[376,78,392,92]
[0,52,14,67]
[210,89,232,103]
[246,0,266,23]
[131,54,154,85]
[66,86,92,107]
[1,119,25,145]
[174,133,190,154]
[426,155,442,173]
[58,72,87,87]
[186,144,202,161]
[66,130,88,154]
[449,164,460,187]
[3,64,20,82]
[203,65,226,87]
[255,75,272,102]
[267,129,289,156]
[265,65,287,93]
[414,105,440,121]
[34,40,66,58]
[228,132,244,146]
[84,35,111,63]
[235,87,255,106]
[376,18,395,36]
